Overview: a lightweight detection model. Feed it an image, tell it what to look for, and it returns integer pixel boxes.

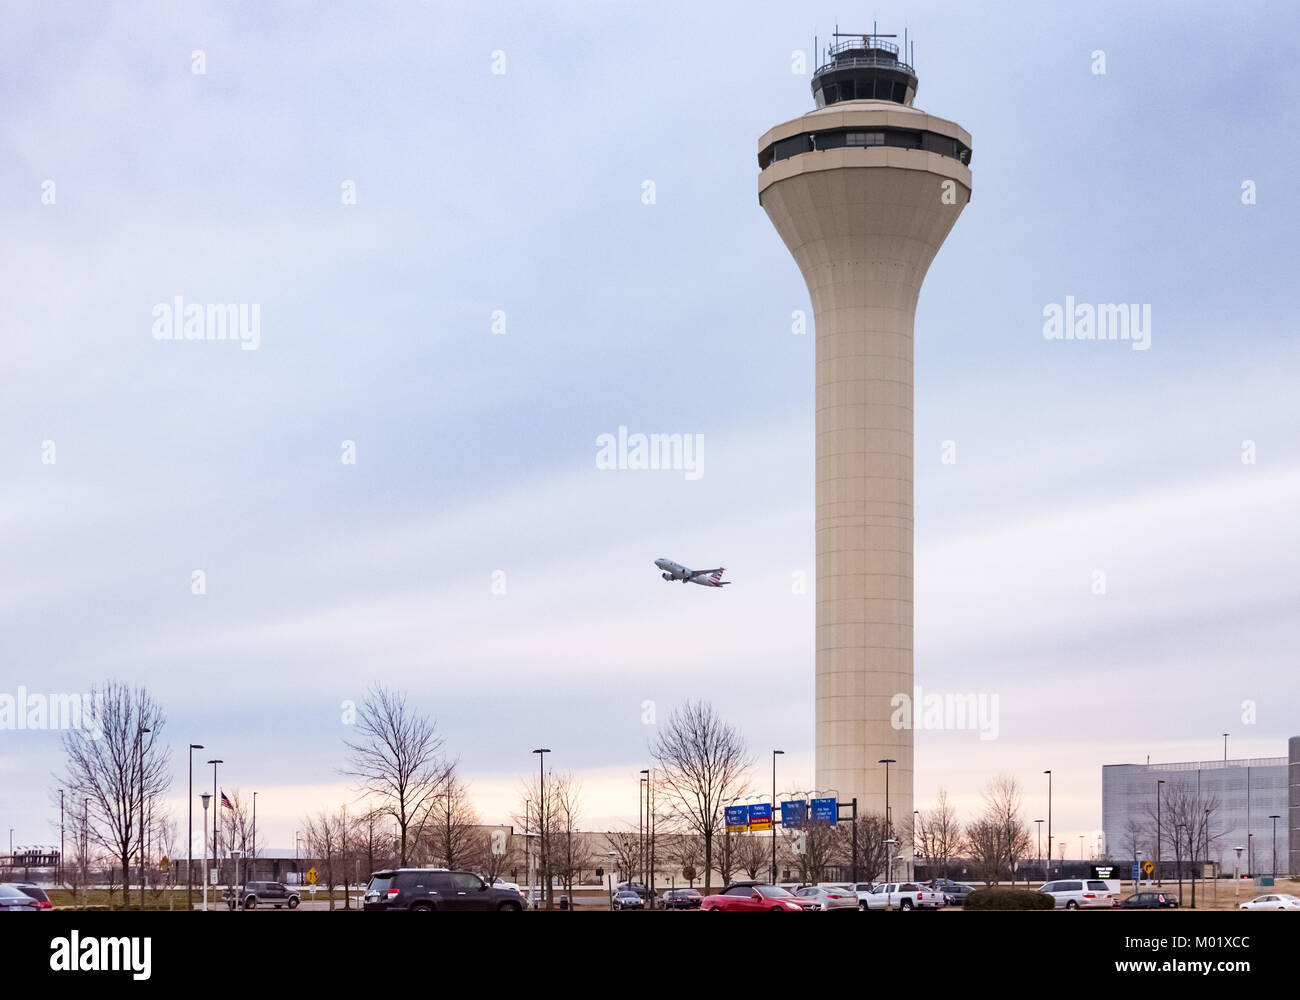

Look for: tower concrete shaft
[757,34,971,833]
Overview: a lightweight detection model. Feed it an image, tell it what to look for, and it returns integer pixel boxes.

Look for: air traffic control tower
[758,31,971,835]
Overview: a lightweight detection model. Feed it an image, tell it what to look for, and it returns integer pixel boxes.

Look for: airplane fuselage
[653,558,729,587]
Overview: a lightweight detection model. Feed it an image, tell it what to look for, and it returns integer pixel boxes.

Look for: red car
[700,881,808,911]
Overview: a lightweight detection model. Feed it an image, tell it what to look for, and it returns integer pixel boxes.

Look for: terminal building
[1102,736,1299,878]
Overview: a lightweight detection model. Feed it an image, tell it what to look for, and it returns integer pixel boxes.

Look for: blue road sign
[811,797,838,824]
[725,805,750,832]
[749,803,773,831]
[780,800,807,828]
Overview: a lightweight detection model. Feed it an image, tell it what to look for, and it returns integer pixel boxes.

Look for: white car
[1240,893,1300,911]
[1037,879,1117,909]
[792,885,858,911]
[861,882,946,910]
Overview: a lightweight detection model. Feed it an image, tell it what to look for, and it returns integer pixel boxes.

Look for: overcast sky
[3,0,1297,858]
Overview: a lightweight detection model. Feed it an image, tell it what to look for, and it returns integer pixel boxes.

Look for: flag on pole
[221,791,234,809]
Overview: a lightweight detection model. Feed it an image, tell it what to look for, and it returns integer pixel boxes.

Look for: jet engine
[662,572,674,581]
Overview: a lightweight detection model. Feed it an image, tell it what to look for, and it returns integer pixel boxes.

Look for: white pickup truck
[860,881,946,910]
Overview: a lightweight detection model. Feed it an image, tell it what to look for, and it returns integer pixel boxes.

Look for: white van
[1037,879,1117,909]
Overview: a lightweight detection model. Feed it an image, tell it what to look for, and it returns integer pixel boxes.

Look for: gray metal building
[1102,736,1299,878]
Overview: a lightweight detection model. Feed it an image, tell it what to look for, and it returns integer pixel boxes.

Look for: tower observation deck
[757,30,972,851]
[812,34,918,107]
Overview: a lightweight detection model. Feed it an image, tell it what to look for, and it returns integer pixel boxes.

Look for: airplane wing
[688,568,724,579]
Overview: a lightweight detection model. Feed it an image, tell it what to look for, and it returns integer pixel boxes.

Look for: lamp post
[1035,819,1044,880]
[59,789,64,888]
[638,775,647,894]
[1156,779,1165,886]
[1233,846,1244,897]
[607,850,616,909]
[1222,733,1229,761]
[136,726,150,908]
[883,838,898,909]
[1247,832,1254,879]
[200,793,211,911]
[771,750,784,884]
[1080,834,1085,865]
[1136,851,1144,892]
[251,791,257,883]
[912,810,920,881]
[878,758,896,842]
[532,749,550,909]
[188,744,204,909]
[641,767,655,907]
[207,759,223,897]
[1043,770,1053,876]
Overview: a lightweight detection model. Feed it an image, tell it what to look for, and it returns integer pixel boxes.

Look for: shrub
[964,888,1054,911]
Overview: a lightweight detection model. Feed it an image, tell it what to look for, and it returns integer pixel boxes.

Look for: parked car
[222,881,300,910]
[1037,879,1118,909]
[6,884,52,910]
[660,888,702,909]
[611,889,644,910]
[0,884,45,911]
[936,882,973,907]
[860,882,946,910]
[1239,893,1300,911]
[616,881,656,901]
[363,869,524,911]
[699,881,808,911]
[792,885,858,911]
[1120,891,1179,909]
[848,882,878,910]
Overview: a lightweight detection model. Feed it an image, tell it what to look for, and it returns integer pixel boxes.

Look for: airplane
[654,558,731,587]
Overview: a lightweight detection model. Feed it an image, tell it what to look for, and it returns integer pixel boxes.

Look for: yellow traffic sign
[306,867,318,885]
[1141,861,1154,875]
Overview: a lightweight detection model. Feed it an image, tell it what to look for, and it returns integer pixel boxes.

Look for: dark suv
[226,881,301,909]
[363,869,524,911]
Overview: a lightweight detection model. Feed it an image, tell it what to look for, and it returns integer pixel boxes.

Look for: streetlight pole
[1156,779,1165,886]
[878,758,896,843]
[771,750,784,884]
[188,744,204,910]
[1035,819,1044,880]
[59,789,64,888]
[207,759,223,899]
[532,749,550,909]
[200,793,211,911]
[1269,815,1280,880]
[136,726,150,908]
[251,792,258,883]
[641,767,654,907]
[1222,733,1229,762]
[1044,770,1052,877]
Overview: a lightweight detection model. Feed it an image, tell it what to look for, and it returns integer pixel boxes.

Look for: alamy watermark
[1042,296,1150,351]
[595,426,704,480]
[0,687,104,739]
[151,296,260,351]
[890,686,999,741]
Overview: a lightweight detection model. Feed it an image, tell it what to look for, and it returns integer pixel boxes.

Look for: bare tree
[914,789,965,879]
[342,684,452,865]
[218,788,257,887]
[548,772,591,905]
[784,818,838,884]
[667,832,705,887]
[59,681,171,908]
[650,700,752,893]
[302,807,353,910]
[826,812,891,883]
[475,826,519,886]
[605,828,640,884]
[422,771,480,869]
[736,833,769,880]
